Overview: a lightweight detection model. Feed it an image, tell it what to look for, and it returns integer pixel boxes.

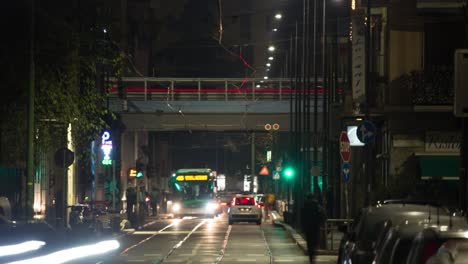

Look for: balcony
[410,66,454,106]
[385,66,454,111]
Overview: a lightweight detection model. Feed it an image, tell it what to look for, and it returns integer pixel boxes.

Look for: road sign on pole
[273,171,280,180]
[357,120,376,144]
[339,131,351,162]
[342,162,351,182]
[259,166,270,176]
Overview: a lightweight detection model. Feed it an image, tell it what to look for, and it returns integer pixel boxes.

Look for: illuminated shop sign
[101,131,113,166]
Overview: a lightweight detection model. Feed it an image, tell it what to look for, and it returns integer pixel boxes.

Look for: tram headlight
[172,203,181,212]
[205,202,217,213]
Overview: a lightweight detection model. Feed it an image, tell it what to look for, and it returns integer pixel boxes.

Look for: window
[235,197,255,205]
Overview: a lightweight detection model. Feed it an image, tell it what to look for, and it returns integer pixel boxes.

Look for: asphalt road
[8,213,337,264]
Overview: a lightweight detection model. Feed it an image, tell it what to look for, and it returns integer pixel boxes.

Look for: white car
[228,195,262,225]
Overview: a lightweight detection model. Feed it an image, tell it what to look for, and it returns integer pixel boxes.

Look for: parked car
[373,222,428,264]
[228,195,262,225]
[406,220,468,264]
[426,239,468,264]
[338,200,450,264]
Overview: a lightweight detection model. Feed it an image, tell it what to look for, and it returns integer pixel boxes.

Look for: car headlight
[172,203,181,212]
[205,203,217,212]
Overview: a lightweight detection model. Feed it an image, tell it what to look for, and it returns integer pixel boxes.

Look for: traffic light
[283,167,295,179]
[136,162,144,178]
[136,171,143,178]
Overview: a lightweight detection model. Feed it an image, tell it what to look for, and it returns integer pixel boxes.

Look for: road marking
[120,219,183,255]
[144,253,162,257]
[260,226,274,263]
[214,224,232,264]
[160,219,207,263]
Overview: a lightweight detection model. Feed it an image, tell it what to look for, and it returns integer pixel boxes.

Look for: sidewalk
[271,211,338,256]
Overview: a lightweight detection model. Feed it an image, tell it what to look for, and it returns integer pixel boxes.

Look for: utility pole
[364,0,372,206]
[313,0,320,195]
[251,131,255,193]
[27,0,35,218]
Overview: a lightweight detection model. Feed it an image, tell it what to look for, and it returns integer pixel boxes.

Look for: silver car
[228,195,262,225]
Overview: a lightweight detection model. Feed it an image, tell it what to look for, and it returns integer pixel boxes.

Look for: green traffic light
[284,167,295,179]
[136,171,143,178]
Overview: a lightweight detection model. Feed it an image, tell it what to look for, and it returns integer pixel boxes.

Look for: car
[406,220,468,264]
[372,222,428,264]
[338,201,451,264]
[255,194,265,209]
[216,192,235,212]
[426,239,468,264]
[228,195,262,225]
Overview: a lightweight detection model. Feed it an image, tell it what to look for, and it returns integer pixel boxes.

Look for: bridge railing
[109,77,342,101]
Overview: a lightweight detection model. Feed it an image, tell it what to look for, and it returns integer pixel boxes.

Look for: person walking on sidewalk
[301,193,327,263]
[150,188,159,217]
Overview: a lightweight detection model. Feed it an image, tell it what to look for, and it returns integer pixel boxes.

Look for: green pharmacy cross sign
[101,131,113,166]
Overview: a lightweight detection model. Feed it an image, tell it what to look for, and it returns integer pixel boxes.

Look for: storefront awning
[415,153,460,180]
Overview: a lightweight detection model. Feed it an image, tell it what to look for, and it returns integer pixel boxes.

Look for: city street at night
[2,0,468,263]
[10,213,335,264]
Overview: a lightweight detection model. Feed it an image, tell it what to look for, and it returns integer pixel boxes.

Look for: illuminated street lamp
[268,56,274,61]
[264,76,269,80]
[268,46,275,52]
[275,13,282,20]
[266,63,271,67]
[273,28,278,32]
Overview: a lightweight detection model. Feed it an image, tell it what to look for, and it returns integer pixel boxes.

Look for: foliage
[0,1,128,170]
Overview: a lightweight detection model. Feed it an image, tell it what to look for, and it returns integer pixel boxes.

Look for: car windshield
[235,197,255,206]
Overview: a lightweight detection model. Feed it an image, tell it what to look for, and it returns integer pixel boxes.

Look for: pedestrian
[151,188,159,217]
[126,187,136,226]
[301,193,327,263]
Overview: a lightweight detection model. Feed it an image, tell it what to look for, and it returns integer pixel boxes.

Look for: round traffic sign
[339,131,351,162]
[357,120,376,144]
[264,124,272,131]
[272,123,280,130]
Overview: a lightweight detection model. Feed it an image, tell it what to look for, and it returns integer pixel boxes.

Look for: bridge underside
[120,112,309,131]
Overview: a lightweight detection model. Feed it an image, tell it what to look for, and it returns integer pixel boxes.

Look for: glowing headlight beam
[7,240,120,264]
[0,240,46,257]
[172,203,181,212]
[205,203,217,212]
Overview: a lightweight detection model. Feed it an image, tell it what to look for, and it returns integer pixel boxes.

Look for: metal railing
[109,77,342,102]
[321,218,353,251]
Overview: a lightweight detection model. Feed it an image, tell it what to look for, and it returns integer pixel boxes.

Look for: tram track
[119,219,183,255]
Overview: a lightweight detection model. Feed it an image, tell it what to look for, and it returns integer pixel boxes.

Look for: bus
[169,168,219,218]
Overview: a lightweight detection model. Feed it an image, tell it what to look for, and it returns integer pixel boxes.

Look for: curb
[272,215,337,256]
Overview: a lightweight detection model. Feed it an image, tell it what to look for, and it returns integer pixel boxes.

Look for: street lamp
[266,63,271,67]
[264,76,269,80]
[275,13,282,20]
[268,46,275,52]
[268,56,274,61]
[273,28,278,32]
